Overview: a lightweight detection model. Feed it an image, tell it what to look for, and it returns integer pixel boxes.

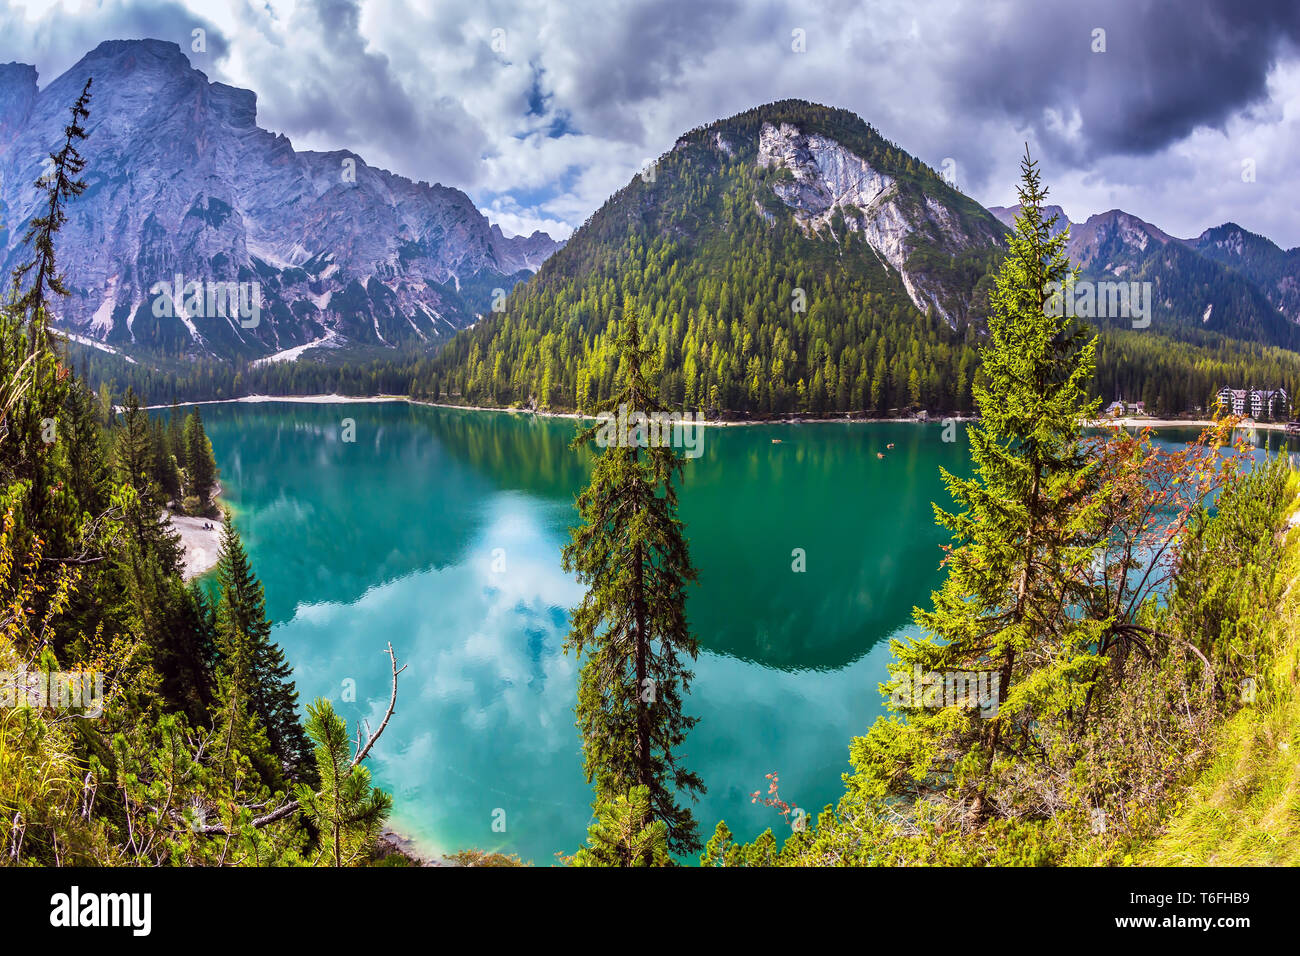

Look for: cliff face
[757,121,1003,324]
[0,62,38,154]
[0,39,561,361]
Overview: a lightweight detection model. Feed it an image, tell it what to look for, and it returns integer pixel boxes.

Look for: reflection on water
[193,404,1266,862]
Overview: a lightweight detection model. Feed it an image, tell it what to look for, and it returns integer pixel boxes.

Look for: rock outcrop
[0,39,561,361]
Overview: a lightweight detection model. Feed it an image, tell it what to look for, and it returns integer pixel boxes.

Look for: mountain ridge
[986,205,1300,345]
[0,38,563,362]
[8,54,1300,409]
[432,98,1006,415]
[431,98,1300,418]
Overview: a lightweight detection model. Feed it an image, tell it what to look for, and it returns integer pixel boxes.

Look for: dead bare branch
[191,643,404,837]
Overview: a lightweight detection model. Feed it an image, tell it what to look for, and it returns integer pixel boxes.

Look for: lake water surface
[194,403,1271,863]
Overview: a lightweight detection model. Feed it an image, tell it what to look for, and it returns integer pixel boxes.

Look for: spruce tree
[215,514,312,784]
[116,387,154,496]
[62,382,110,517]
[562,309,704,858]
[10,78,90,358]
[183,407,217,508]
[115,388,182,572]
[0,80,88,572]
[166,397,184,465]
[853,149,1106,818]
[149,414,180,502]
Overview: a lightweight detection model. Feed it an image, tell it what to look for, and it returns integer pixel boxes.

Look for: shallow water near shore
[190,403,1279,862]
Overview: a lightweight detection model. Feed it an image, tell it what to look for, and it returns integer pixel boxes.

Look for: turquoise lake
[192,402,1277,863]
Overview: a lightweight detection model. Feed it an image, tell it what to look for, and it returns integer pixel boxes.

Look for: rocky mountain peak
[1066,209,1172,268]
[488,223,566,274]
[0,38,561,363]
[751,114,1002,325]
[987,203,1072,238]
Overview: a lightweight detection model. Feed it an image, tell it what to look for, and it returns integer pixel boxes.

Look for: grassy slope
[1138,472,1300,865]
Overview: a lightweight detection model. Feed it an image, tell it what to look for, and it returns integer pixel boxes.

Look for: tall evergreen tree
[184,405,217,509]
[116,387,154,496]
[183,407,218,508]
[149,414,180,501]
[166,397,184,463]
[562,309,704,858]
[855,149,1107,818]
[215,514,312,785]
[61,381,110,516]
[0,80,88,576]
[115,387,182,573]
[10,77,90,357]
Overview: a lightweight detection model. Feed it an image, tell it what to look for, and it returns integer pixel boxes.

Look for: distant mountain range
[3,42,1299,394]
[988,205,1300,345]
[0,39,562,363]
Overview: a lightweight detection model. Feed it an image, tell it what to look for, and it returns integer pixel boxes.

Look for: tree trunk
[634,540,651,791]
[975,458,1040,818]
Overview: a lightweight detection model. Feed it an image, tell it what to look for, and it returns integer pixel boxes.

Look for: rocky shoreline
[374,829,440,867]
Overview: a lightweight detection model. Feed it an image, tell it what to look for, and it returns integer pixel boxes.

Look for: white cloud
[3,0,1299,244]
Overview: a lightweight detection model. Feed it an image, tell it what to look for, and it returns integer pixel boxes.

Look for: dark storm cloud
[526,0,756,143]
[257,0,419,144]
[3,0,1300,243]
[236,0,489,187]
[944,0,1300,160]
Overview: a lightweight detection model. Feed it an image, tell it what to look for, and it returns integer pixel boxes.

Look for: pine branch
[10,77,92,359]
[190,643,404,837]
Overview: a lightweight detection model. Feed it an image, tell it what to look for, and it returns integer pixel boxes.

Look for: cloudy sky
[4,0,1300,244]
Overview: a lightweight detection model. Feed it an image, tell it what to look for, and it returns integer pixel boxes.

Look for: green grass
[1138,473,1300,865]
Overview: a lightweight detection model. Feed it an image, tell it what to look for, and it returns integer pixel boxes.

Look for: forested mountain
[431,100,1006,416]
[1185,222,1300,323]
[0,39,561,364]
[424,100,1300,418]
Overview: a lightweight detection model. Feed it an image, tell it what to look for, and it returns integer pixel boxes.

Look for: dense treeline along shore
[141,390,1296,440]
[6,88,1300,870]
[67,316,1300,425]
